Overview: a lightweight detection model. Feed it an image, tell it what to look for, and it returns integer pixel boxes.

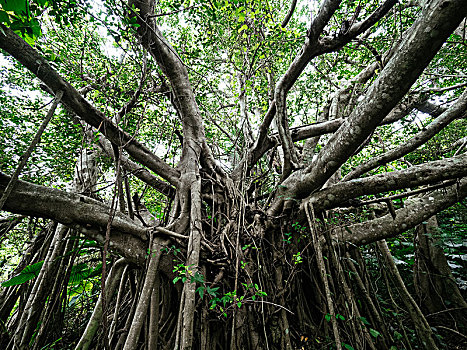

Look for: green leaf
[2,261,44,287]
[0,0,27,14]
[206,286,219,296]
[393,331,403,340]
[359,316,370,325]
[369,328,380,338]
[238,24,248,33]
[81,240,98,248]
[30,17,41,38]
[237,301,242,308]
[191,271,205,284]
[196,286,204,299]
[325,314,331,322]
[1,272,36,287]
[68,263,92,285]
[342,343,355,350]
[0,9,10,24]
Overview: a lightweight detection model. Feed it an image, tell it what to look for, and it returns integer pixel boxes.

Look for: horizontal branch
[355,180,456,206]
[309,154,467,210]
[336,178,467,246]
[0,25,180,187]
[290,93,449,143]
[0,172,148,264]
[420,81,467,94]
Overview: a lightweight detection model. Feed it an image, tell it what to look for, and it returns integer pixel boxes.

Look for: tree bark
[414,216,467,321]
[75,258,127,350]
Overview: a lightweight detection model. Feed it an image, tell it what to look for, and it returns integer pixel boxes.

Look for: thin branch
[248,300,295,315]
[116,54,148,124]
[420,81,467,94]
[0,90,63,211]
[281,0,297,28]
[149,5,201,18]
[355,180,456,207]
[434,326,467,340]
[155,226,188,240]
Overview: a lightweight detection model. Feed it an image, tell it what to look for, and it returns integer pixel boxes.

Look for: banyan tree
[0,0,466,349]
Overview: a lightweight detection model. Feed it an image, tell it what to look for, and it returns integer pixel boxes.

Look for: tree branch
[0,25,180,187]
[281,0,298,28]
[319,0,398,53]
[335,178,467,246]
[129,2,209,167]
[308,0,343,43]
[242,0,398,178]
[270,0,467,214]
[0,172,148,264]
[0,90,63,211]
[309,154,467,210]
[343,88,467,181]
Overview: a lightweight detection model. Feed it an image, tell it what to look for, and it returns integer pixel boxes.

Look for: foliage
[1,260,43,287]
